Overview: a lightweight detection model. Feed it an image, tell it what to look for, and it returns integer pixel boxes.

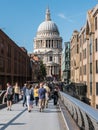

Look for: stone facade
[33,8,62,80]
[70,4,98,108]
[70,30,79,83]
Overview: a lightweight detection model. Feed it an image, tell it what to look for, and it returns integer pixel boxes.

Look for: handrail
[0,90,6,104]
[60,91,98,130]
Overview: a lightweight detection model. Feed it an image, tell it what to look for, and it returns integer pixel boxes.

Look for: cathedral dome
[37,21,59,33]
[37,8,59,36]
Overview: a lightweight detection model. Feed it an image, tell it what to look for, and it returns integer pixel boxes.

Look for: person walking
[53,87,59,105]
[44,83,50,108]
[5,82,13,111]
[38,82,46,112]
[34,85,39,106]
[26,84,34,112]
[14,82,20,103]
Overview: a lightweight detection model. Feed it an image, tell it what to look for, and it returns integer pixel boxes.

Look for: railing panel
[60,92,98,130]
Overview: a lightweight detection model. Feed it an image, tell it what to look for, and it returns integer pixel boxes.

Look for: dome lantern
[45,8,51,21]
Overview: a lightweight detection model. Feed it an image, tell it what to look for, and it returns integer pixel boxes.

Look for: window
[83,65,86,75]
[7,44,11,57]
[1,42,4,54]
[90,63,92,74]
[80,37,82,47]
[95,38,98,51]
[80,53,82,61]
[49,40,50,48]
[0,59,5,72]
[96,60,98,73]
[7,60,11,73]
[83,48,86,59]
[90,82,92,95]
[96,104,98,109]
[85,48,86,58]
[90,43,92,55]
[80,67,82,75]
[77,44,79,53]
[46,40,48,47]
[52,40,53,48]
[95,17,97,30]
[96,82,98,95]
[49,56,52,61]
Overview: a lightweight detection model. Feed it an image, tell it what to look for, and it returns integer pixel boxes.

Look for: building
[29,54,40,82]
[70,30,79,83]
[33,8,62,80]
[61,42,70,83]
[0,29,31,89]
[70,4,98,108]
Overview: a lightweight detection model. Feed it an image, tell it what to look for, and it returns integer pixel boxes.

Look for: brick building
[0,29,31,89]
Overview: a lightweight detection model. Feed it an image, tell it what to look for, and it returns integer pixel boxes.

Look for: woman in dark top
[53,87,59,105]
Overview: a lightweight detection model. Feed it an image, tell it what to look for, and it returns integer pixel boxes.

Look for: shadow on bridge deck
[0,100,68,130]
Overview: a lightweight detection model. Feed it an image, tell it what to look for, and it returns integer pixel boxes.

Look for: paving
[0,100,67,130]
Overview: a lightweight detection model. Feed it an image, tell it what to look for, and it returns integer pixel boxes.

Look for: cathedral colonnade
[47,65,59,76]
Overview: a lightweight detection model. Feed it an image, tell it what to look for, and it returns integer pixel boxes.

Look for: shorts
[7,94,13,101]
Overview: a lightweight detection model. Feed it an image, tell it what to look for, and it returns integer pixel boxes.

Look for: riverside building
[0,29,31,89]
[70,4,98,108]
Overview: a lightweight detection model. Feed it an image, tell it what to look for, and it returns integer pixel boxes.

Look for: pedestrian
[5,82,13,111]
[34,84,39,106]
[53,87,59,105]
[43,83,50,108]
[22,83,27,107]
[38,82,46,112]
[14,82,20,103]
[26,84,34,112]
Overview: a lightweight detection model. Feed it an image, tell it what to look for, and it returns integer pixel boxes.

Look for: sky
[0,0,97,53]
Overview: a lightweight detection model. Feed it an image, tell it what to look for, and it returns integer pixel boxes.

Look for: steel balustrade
[60,92,98,130]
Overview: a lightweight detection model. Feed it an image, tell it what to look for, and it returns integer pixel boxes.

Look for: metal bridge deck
[0,100,67,130]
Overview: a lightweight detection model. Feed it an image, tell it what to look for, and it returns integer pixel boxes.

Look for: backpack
[8,87,13,95]
[29,90,34,101]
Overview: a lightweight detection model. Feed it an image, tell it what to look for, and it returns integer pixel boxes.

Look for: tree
[39,61,47,81]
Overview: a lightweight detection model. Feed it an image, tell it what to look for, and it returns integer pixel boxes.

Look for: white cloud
[58,13,67,19]
[58,13,74,23]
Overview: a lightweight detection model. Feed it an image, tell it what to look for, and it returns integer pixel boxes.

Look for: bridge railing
[0,90,6,104]
[60,92,98,130]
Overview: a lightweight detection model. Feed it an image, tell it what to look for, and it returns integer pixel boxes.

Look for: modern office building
[61,42,70,83]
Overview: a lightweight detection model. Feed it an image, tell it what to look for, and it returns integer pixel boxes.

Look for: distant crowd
[5,81,59,112]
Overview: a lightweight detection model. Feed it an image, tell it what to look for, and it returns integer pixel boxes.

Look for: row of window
[79,60,98,75]
[0,42,28,63]
[80,38,98,61]
[0,58,29,75]
[0,42,11,57]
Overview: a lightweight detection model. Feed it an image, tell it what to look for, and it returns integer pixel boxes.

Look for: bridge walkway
[0,100,67,130]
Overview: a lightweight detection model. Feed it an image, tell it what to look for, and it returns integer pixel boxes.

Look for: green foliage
[39,61,47,80]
